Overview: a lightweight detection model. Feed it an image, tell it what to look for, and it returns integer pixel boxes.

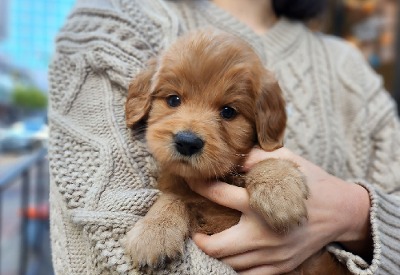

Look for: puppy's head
[126,30,286,180]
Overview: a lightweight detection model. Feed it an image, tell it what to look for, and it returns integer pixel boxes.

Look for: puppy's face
[126,31,286,180]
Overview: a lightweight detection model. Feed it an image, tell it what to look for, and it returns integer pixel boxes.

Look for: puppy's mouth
[164,154,208,179]
[150,130,237,179]
[177,158,190,164]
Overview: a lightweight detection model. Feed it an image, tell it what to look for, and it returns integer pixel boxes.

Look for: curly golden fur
[124,30,349,274]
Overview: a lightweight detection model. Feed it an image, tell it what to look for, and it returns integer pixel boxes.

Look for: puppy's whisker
[203,155,224,180]
[227,167,241,177]
[209,161,220,180]
[234,153,248,158]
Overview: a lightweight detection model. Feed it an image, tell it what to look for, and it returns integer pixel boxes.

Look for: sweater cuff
[328,180,400,274]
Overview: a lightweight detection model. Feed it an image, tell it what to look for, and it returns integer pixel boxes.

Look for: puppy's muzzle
[174,131,204,156]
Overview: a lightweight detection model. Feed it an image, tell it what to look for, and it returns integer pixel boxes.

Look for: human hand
[188,147,371,274]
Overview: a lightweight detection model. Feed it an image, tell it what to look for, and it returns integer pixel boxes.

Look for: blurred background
[0,0,398,275]
[0,1,74,275]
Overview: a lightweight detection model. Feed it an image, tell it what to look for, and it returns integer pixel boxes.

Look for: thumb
[242,148,282,172]
[187,181,250,213]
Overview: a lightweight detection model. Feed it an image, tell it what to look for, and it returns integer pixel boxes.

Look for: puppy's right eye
[166,95,181,107]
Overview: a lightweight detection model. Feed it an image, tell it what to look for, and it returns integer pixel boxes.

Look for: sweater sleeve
[48,1,236,274]
[327,43,400,275]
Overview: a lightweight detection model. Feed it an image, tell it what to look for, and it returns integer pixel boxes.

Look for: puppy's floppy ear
[125,60,157,128]
[255,70,287,151]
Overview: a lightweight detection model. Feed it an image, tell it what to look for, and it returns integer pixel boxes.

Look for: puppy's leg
[246,158,309,234]
[125,193,190,268]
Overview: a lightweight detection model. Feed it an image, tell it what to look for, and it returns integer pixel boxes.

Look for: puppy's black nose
[174,131,204,156]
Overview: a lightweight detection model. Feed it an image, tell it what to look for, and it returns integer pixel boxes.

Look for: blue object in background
[0,115,47,152]
[24,116,45,132]
[369,53,381,68]
[0,0,76,90]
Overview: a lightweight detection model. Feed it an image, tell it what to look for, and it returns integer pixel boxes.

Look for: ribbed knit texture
[48,0,400,274]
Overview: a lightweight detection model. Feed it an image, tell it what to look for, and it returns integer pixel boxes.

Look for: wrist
[335,181,372,261]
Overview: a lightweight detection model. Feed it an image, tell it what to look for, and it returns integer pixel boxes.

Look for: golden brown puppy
[125,30,349,274]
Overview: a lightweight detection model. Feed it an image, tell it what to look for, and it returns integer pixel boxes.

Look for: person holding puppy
[48,0,400,274]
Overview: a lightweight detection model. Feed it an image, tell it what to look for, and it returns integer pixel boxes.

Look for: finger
[240,148,266,172]
[221,249,275,271]
[192,226,260,258]
[243,147,300,172]
[188,181,250,212]
[238,255,303,275]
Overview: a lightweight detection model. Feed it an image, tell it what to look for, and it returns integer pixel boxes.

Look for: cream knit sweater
[48,0,400,274]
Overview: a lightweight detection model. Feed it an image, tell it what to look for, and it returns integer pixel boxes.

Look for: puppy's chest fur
[157,170,245,234]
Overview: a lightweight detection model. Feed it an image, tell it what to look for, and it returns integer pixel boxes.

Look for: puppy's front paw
[246,158,309,234]
[125,217,187,268]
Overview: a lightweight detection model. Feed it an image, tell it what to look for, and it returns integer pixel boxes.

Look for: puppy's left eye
[220,106,237,120]
[166,95,181,107]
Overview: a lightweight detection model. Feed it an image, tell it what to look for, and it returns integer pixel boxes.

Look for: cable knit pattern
[48,0,400,274]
